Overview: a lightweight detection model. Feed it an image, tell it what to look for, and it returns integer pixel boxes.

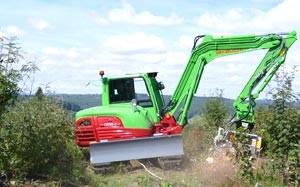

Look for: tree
[265,66,299,185]
[1,36,37,184]
[0,36,85,185]
[254,66,299,186]
[35,86,45,100]
[0,36,37,115]
[203,88,229,130]
[1,89,83,184]
[199,89,230,151]
[0,37,21,115]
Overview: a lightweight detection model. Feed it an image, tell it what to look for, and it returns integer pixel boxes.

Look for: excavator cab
[101,72,164,107]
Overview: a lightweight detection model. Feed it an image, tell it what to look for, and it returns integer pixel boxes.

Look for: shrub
[1,94,84,184]
[254,66,300,186]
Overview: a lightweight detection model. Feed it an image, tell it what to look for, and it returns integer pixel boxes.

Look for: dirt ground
[125,148,239,187]
[191,150,238,187]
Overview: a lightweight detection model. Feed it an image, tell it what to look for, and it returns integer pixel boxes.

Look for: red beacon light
[99,70,105,76]
[99,70,105,80]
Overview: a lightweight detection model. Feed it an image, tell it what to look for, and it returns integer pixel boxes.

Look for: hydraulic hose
[192,35,206,50]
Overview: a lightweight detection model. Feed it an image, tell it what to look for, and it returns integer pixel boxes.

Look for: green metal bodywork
[76,104,153,129]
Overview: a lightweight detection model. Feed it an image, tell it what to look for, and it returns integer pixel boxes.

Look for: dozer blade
[90,134,183,165]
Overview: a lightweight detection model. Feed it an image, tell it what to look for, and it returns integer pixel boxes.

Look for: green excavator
[74,31,297,166]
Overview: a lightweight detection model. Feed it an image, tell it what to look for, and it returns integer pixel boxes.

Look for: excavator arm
[233,32,297,126]
[161,31,297,128]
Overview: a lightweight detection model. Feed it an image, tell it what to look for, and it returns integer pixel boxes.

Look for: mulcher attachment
[214,127,262,154]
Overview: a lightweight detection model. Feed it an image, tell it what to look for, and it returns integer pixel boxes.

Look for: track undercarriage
[92,156,183,173]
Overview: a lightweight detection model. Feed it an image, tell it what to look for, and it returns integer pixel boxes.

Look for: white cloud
[91,1,183,26]
[30,19,51,31]
[102,32,166,54]
[188,0,300,98]
[176,35,194,51]
[163,51,189,66]
[257,0,300,31]
[42,47,62,56]
[194,0,300,34]
[4,25,25,36]
[0,31,7,38]
[34,32,170,94]
[194,8,248,33]
[90,11,109,25]
[42,47,82,59]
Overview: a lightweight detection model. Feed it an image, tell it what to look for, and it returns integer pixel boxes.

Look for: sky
[1,0,300,99]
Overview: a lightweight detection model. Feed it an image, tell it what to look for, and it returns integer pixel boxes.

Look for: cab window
[109,77,152,107]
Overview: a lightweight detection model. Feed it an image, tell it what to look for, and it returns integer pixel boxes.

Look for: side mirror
[131,99,138,112]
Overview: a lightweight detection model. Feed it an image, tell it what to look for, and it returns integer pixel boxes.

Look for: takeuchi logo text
[216,48,243,55]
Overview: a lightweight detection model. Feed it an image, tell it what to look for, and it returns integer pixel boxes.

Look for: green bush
[254,66,300,186]
[0,36,86,185]
[254,105,300,186]
[1,95,84,184]
[203,89,229,130]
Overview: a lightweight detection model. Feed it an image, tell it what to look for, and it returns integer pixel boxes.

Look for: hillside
[51,94,102,110]
[52,94,273,118]
[51,94,236,117]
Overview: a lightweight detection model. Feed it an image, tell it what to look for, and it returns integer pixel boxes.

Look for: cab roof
[107,72,158,79]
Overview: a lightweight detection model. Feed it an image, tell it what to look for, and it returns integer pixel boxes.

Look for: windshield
[109,77,152,107]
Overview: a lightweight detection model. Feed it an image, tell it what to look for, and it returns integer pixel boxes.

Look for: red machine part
[75,115,182,147]
[75,116,152,147]
[154,114,182,135]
